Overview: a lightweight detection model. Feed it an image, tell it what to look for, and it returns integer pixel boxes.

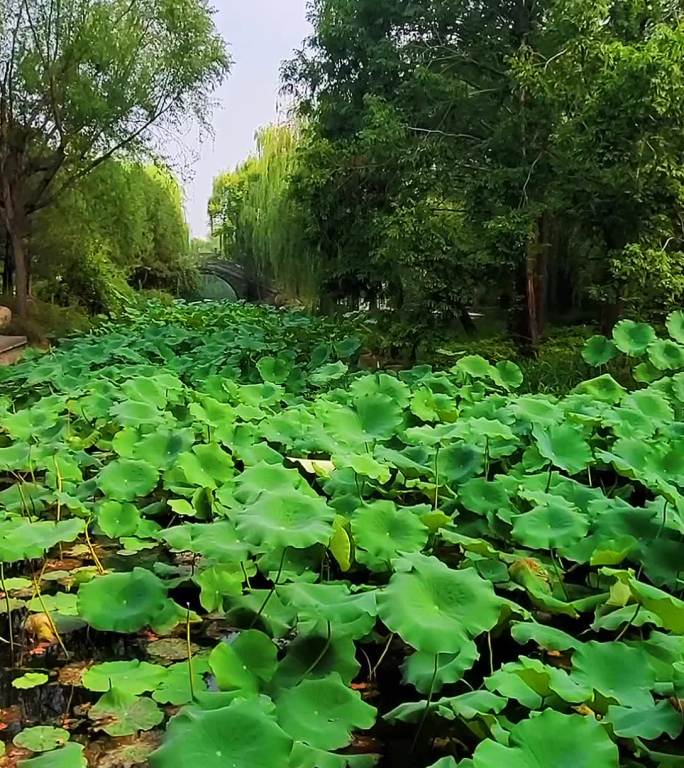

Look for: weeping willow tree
[209,123,318,303]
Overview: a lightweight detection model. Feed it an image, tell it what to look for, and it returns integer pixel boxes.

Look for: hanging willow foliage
[209,123,318,304]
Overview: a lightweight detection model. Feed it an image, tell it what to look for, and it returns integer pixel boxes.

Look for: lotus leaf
[150,698,292,768]
[471,709,619,767]
[512,495,589,550]
[275,673,376,751]
[534,423,592,474]
[153,660,209,706]
[13,726,69,753]
[613,320,656,355]
[209,630,277,692]
[572,374,626,403]
[351,500,428,572]
[0,518,83,562]
[582,335,618,366]
[401,641,479,694]
[77,568,170,632]
[571,641,655,708]
[97,459,159,501]
[19,743,87,768]
[606,700,683,740]
[12,672,48,689]
[88,688,163,736]
[649,339,684,370]
[235,488,335,549]
[83,660,168,695]
[377,554,504,655]
[97,500,141,539]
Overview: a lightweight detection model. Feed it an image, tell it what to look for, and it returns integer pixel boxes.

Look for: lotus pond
[0,300,683,767]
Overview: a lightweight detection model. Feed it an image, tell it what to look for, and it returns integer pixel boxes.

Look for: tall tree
[0,0,228,317]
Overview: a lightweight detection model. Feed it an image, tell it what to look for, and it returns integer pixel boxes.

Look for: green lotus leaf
[329,517,352,572]
[648,339,684,370]
[12,672,48,689]
[512,495,589,550]
[13,726,69,753]
[232,462,318,505]
[152,657,210,706]
[209,630,277,692]
[277,582,376,641]
[512,396,564,425]
[666,309,684,343]
[510,622,580,651]
[377,554,504,655]
[334,453,390,483]
[309,361,348,387]
[97,500,141,539]
[384,690,507,724]
[471,709,619,767]
[97,459,159,501]
[591,603,663,632]
[411,388,459,423]
[288,743,378,768]
[150,698,292,768]
[606,700,683,740]
[613,319,656,356]
[109,399,165,427]
[161,521,249,563]
[355,393,404,440]
[627,578,684,632]
[455,355,495,379]
[132,428,195,470]
[458,477,511,518]
[257,356,293,384]
[351,500,428,572]
[572,374,626,403]
[492,360,523,390]
[401,640,479,694]
[82,660,168,695]
[426,760,458,768]
[533,423,592,475]
[77,568,170,632]
[633,360,663,384]
[235,489,335,550]
[571,640,655,708]
[275,673,376,751]
[0,518,83,562]
[582,335,618,366]
[334,335,362,360]
[273,631,360,689]
[87,688,162,736]
[350,373,411,408]
[19,743,87,768]
[436,443,484,487]
[486,656,590,708]
[196,564,246,612]
[121,377,168,409]
[624,389,674,423]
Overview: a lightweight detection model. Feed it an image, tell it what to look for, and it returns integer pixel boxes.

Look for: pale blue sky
[183,1,311,236]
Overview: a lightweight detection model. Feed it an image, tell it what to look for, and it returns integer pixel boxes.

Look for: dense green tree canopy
[0,0,229,317]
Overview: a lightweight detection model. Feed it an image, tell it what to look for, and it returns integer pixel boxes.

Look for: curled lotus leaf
[666,310,684,343]
[648,339,684,371]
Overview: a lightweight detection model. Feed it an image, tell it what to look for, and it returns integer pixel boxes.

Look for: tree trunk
[9,225,28,319]
[0,169,30,319]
